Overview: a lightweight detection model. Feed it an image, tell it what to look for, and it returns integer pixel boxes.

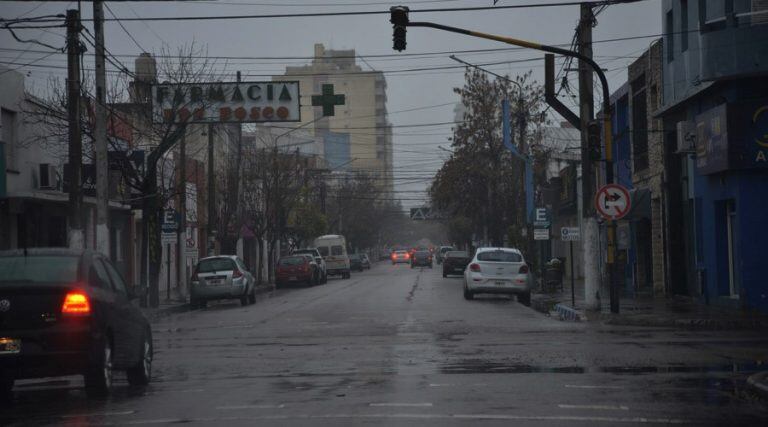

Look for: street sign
[161,209,180,233]
[560,227,580,241]
[161,232,176,244]
[533,207,551,227]
[595,184,631,220]
[533,228,550,241]
[410,207,428,220]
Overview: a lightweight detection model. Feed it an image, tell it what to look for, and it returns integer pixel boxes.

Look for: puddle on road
[440,359,766,375]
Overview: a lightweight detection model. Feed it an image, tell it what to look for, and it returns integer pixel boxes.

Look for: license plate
[208,279,224,286]
[289,276,298,281]
[0,338,21,354]
[494,280,507,286]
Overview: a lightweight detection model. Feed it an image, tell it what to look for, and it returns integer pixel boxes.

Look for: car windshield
[0,256,79,285]
[477,251,522,262]
[446,251,469,258]
[279,256,306,266]
[317,247,329,257]
[349,254,360,260]
[197,258,237,272]
[331,245,344,256]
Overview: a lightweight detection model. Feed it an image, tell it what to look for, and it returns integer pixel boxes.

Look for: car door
[236,257,252,292]
[100,257,143,368]
[87,257,127,359]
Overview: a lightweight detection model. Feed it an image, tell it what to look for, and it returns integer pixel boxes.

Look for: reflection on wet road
[2,263,767,425]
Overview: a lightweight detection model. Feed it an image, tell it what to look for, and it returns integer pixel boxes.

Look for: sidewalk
[139,282,276,321]
[531,277,768,331]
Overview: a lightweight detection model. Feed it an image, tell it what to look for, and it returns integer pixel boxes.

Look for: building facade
[274,44,393,192]
[658,0,768,313]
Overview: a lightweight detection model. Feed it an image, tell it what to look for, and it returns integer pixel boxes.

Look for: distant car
[436,246,455,264]
[442,250,471,277]
[314,235,351,279]
[410,250,433,268]
[463,247,533,305]
[276,254,320,287]
[391,250,410,264]
[349,254,364,272]
[190,255,257,308]
[360,254,372,270]
[0,248,153,398]
[292,248,328,284]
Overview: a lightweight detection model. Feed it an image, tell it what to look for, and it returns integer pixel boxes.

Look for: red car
[276,255,319,287]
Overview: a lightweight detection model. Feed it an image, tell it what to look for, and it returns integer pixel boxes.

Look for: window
[1,108,16,170]
[278,256,306,266]
[331,245,344,256]
[102,259,128,295]
[477,251,522,262]
[681,0,689,51]
[90,260,111,290]
[317,246,329,257]
[0,256,79,285]
[197,258,236,272]
[666,9,674,62]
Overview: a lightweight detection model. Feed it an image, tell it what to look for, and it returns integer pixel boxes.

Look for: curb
[747,371,768,398]
[602,314,768,331]
[553,303,584,322]
[143,283,275,321]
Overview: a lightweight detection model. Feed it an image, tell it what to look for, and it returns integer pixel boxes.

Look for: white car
[463,247,533,305]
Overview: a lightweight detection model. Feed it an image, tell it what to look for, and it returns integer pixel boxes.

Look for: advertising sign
[695,104,729,175]
[151,81,300,123]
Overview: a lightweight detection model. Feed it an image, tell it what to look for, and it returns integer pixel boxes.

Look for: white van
[313,235,351,279]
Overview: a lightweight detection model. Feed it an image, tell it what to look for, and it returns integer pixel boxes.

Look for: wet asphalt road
[3,262,768,426]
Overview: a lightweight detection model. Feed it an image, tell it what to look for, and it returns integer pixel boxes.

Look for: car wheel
[0,371,13,399]
[85,338,114,397]
[198,299,207,309]
[240,292,249,306]
[248,286,256,304]
[463,288,474,300]
[127,329,153,386]
[518,291,531,306]
[442,272,447,278]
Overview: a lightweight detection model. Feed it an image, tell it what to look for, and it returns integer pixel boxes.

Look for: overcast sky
[1,0,662,210]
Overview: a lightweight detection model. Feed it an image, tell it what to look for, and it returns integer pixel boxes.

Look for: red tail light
[232,269,243,279]
[392,254,396,260]
[405,253,410,259]
[469,263,481,273]
[519,264,529,274]
[62,291,91,316]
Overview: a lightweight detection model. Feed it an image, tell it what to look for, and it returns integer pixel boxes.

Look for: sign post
[594,183,631,314]
[561,227,580,308]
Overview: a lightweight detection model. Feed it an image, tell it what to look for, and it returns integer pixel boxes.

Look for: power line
[104,1,146,53]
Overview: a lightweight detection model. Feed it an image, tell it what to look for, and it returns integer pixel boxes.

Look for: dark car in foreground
[276,254,321,287]
[410,250,433,268]
[442,251,471,277]
[0,248,152,398]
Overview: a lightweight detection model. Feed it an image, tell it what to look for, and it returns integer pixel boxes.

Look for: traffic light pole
[391,6,619,313]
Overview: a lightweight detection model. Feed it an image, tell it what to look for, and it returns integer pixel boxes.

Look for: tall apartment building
[273,44,393,193]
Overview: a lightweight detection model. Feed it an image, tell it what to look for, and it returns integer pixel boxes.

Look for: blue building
[657,0,768,313]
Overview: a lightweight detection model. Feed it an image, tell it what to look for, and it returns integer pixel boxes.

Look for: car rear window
[447,251,469,258]
[317,247,329,257]
[477,251,522,262]
[331,245,344,256]
[349,254,360,260]
[279,256,306,266]
[197,258,237,272]
[0,256,79,285]
[440,247,454,253]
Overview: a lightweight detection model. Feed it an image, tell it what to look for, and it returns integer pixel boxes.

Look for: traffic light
[587,120,602,161]
[390,6,409,51]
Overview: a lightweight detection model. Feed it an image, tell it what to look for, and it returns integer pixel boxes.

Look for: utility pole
[93,0,109,256]
[66,9,84,250]
[177,132,186,300]
[207,123,216,256]
[578,3,601,311]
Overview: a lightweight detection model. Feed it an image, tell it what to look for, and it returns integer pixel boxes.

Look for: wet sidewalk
[139,282,276,321]
[531,277,768,331]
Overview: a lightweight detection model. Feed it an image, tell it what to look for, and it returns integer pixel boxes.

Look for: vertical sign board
[560,226,580,307]
[533,228,550,240]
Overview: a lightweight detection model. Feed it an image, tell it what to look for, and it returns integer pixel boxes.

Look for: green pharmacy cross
[311,84,346,117]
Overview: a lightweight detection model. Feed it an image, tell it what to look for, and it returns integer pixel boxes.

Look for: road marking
[428,383,453,387]
[105,413,698,424]
[558,404,629,411]
[369,403,433,407]
[565,385,625,389]
[216,404,285,410]
[61,411,136,418]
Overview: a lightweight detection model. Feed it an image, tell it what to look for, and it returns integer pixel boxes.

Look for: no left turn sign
[595,184,631,220]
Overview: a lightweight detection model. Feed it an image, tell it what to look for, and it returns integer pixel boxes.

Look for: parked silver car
[190,255,256,308]
[463,247,533,305]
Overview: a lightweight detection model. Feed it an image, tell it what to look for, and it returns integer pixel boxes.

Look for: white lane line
[112,413,697,424]
[565,384,625,389]
[428,383,453,387]
[216,404,285,410]
[369,403,433,407]
[61,410,136,418]
[558,404,629,411]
